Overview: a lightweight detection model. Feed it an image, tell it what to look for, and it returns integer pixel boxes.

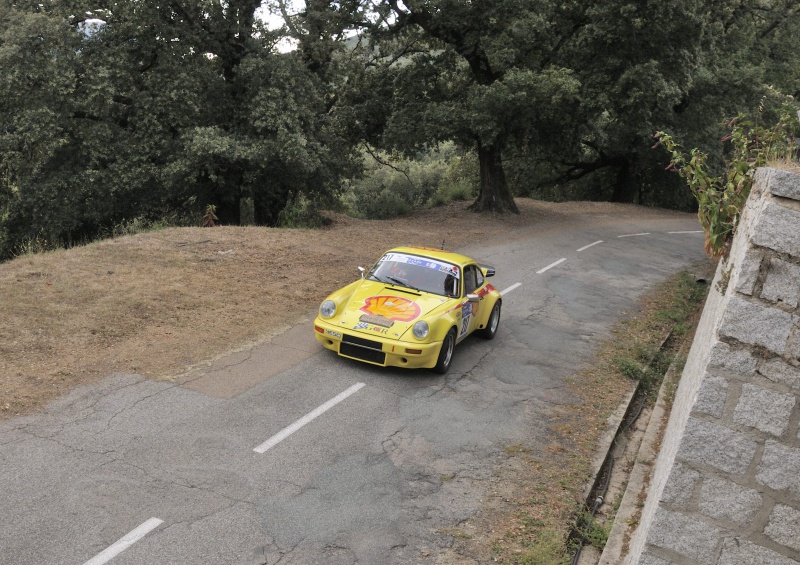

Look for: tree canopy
[0,0,798,258]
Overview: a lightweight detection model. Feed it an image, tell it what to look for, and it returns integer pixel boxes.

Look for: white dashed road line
[254,383,366,454]
[668,230,704,234]
[536,258,567,274]
[617,233,650,238]
[577,240,603,252]
[500,282,522,295]
[83,518,163,565]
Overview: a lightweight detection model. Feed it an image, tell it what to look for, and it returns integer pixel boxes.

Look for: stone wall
[627,167,800,565]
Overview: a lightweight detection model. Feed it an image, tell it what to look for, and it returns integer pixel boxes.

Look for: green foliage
[343,143,474,219]
[655,272,711,337]
[614,349,674,396]
[655,108,799,258]
[570,510,609,551]
[429,152,479,206]
[518,527,570,565]
[0,1,360,259]
[278,193,333,228]
[110,215,182,238]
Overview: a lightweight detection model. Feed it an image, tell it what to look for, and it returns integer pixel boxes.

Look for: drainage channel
[568,330,675,565]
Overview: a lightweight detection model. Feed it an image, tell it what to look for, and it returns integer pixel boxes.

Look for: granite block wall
[627,168,800,564]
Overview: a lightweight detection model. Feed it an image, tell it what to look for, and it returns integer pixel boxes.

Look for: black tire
[433,329,456,374]
[477,301,501,340]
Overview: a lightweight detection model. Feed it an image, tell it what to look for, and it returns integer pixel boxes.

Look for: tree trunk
[470,139,519,214]
[254,184,292,226]
[611,157,642,203]
[215,193,241,225]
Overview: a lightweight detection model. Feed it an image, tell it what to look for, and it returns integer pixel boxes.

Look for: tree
[0,2,86,250]
[510,0,800,207]
[344,0,798,211]
[297,0,704,212]
[0,0,361,256]
[354,0,585,214]
[499,0,709,205]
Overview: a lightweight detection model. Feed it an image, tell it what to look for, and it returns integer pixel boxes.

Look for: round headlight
[320,300,336,318]
[412,320,429,339]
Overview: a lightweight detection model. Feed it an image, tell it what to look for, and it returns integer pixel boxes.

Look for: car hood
[335,280,452,339]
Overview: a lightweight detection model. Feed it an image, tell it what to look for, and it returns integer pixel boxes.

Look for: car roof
[385,246,474,267]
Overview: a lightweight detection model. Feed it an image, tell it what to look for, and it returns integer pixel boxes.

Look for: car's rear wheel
[433,329,456,374]
[477,301,501,340]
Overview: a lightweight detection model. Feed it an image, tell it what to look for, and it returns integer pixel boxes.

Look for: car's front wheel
[433,329,456,374]
[477,301,501,340]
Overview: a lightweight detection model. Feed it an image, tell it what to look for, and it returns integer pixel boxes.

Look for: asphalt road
[0,208,707,565]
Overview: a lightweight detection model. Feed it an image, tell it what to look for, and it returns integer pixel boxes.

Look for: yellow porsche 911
[314,246,502,374]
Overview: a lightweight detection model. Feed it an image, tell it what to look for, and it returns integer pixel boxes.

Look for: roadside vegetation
[656,107,800,258]
[471,265,713,564]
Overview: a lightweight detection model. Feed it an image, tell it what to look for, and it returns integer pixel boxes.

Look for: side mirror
[481,264,496,277]
[358,266,366,279]
[467,293,480,303]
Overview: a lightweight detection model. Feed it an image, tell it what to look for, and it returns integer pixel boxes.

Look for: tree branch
[361,143,415,187]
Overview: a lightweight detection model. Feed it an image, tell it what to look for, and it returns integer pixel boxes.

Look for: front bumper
[314,318,442,369]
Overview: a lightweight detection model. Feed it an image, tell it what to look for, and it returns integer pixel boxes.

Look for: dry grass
[769,158,800,174]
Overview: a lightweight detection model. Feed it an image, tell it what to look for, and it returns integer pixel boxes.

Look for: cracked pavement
[0,210,706,564]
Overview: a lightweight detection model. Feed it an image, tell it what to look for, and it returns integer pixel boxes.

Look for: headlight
[412,320,429,339]
[320,300,337,318]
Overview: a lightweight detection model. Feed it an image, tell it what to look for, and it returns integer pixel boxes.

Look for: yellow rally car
[314,246,501,374]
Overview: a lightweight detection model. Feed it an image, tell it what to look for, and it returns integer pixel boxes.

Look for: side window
[464,265,478,295]
[475,267,484,289]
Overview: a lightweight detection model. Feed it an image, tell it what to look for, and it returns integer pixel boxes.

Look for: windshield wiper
[369,274,420,292]
[387,276,420,292]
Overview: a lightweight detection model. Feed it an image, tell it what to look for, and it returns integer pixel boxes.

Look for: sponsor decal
[354,321,387,334]
[325,330,342,338]
[459,301,472,338]
[381,253,460,278]
[359,313,394,328]
[360,295,421,322]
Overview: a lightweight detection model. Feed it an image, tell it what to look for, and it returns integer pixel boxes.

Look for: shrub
[655,107,799,258]
[278,193,333,228]
[343,143,477,219]
[429,152,479,206]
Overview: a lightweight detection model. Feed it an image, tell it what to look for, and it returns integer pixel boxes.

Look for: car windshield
[368,252,460,297]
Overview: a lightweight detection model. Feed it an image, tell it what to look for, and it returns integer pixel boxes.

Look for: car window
[464,265,478,295]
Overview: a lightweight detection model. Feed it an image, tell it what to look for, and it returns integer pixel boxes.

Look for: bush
[278,193,334,228]
[656,107,800,258]
[429,152,479,206]
[343,142,478,219]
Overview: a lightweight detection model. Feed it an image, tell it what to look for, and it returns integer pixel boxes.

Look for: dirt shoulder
[0,198,690,420]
